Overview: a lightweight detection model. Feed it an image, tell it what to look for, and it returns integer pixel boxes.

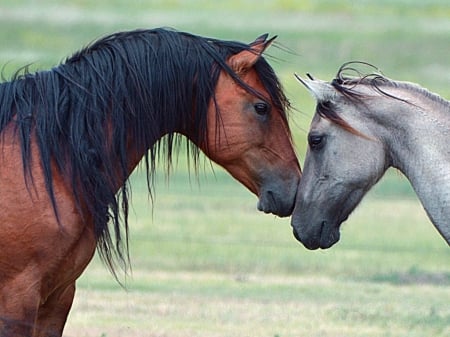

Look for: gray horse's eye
[308,133,325,150]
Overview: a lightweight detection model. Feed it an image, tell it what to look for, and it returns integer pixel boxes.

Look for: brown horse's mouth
[257,173,299,217]
[257,190,294,217]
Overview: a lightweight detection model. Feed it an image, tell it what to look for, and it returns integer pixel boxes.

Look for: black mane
[330,61,402,102]
[331,61,449,108]
[0,28,290,275]
[313,61,449,134]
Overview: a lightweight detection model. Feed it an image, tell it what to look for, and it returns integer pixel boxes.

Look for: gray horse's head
[292,74,389,249]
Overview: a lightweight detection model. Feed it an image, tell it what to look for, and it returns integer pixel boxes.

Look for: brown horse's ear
[228,34,276,74]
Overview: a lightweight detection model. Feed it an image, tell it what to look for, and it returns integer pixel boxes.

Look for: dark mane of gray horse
[316,61,450,133]
[332,61,449,107]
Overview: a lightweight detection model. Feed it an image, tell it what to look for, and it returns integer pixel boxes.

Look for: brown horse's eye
[308,133,325,150]
[254,102,269,116]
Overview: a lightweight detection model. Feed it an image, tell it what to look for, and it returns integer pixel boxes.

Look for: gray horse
[292,62,450,249]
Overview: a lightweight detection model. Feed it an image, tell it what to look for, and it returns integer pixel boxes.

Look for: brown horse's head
[198,36,301,217]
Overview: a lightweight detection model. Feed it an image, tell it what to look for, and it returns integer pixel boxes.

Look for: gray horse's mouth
[292,221,340,250]
[291,187,362,250]
[311,190,359,249]
[318,221,340,248]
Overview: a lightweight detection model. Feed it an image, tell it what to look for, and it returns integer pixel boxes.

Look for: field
[1,1,449,336]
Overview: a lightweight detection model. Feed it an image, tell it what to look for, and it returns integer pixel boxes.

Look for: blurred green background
[0,1,449,336]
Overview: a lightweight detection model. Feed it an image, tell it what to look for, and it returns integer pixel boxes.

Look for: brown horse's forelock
[0,28,290,278]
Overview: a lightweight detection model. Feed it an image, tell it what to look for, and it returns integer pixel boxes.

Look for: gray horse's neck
[379,88,450,244]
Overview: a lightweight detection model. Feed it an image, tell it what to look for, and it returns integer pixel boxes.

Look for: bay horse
[0,28,300,336]
[292,62,450,250]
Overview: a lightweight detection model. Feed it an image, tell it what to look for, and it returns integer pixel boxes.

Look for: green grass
[64,169,449,337]
[1,1,449,336]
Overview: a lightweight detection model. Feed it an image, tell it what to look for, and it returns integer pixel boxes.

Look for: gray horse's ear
[294,73,336,102]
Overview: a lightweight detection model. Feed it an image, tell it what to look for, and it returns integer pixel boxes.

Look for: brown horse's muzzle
[257,171,300,217]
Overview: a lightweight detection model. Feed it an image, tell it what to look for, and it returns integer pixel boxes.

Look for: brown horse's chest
[0,132,96,299]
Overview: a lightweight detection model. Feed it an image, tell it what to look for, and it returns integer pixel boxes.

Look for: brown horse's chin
[292,221,341,250]
[257,195,293,217]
